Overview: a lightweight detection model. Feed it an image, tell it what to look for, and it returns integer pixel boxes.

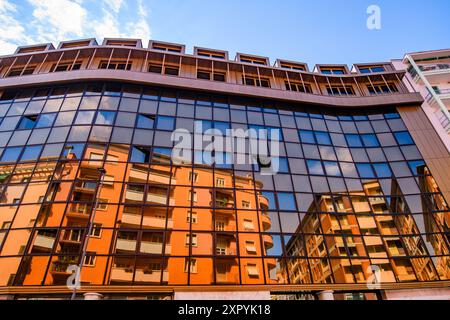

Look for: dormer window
[196,49,226,59]
[279,62,306,71]
[321,68,345,75]
[359,66,385,73]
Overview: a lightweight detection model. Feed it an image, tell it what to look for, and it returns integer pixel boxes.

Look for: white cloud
[0,0,33,55]
[0,0,152,55]
[27,0,87,42]
[125,0,151,43]
[104,0,123,13]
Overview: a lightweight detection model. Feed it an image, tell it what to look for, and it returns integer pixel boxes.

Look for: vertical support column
[37,54,49,74]
[71,50,81,71]
[87,48,97,69]
[19,55,34,76]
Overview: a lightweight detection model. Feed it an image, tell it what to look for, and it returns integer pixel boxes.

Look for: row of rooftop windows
[1,61,401,97]
[9,38,393,75]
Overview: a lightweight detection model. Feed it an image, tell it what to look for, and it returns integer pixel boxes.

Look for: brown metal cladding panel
[398,106,450,202]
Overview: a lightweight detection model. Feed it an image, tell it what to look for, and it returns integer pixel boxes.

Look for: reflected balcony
[116,238,137,252]
[66,203,91,219]
[33,234,56,250]
[121,212,173,229]
[260,213,271,231]
[263,234,274,249]
[258,195,269,209]
[211,199,235,214]
[110,267,134,282]
[73,181,97,194]
[134,269,169,283]
[140,241,171,255]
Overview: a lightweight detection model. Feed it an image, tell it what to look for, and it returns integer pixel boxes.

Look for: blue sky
[1,0,449,68]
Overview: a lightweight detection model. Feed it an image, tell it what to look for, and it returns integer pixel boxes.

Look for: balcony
[121,212,173,229]
[110,267,134,282]
[260,213,271,231]
[368,197,386,206]
[211,199,234,213]
[258,195,269,208]
[66,203,91,219]
[125,190,175,206]
[263,234,274,249]
[73,181,97,194]
[140,242,171,254]
[116,238,137,252]
[134,270,169,283]
[147,193,175,206]
[412,63,450,84]
[125,189,145,202]
[33,234,56,250]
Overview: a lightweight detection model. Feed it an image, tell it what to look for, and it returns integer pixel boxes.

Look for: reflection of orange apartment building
[282,178,450,294]
[4,145,275,288]
[0,38,450,300]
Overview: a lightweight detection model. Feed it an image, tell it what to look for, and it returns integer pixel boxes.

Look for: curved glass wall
[0,82,448,287]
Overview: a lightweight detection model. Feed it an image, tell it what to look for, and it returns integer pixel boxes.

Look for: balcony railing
[418,63,450,72]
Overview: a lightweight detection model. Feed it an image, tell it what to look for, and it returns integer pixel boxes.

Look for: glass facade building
[0,39,449,300]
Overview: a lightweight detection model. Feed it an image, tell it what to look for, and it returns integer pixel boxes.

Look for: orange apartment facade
[0,38,449,300]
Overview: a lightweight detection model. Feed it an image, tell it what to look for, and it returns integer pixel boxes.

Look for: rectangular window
[345,134,363,147]
[36,113,57,128]
[285,81,312,93]
[245,241,257,254]
[1,147,23,163]
[189,172,199,183]
[189,191,197,203]
[84,253,96,266]
[137,114,155,129]
[326,85,355,95]
[321,68,345,75]
[21,145,43,161]
[185,233,198,247]
[95,111,116,125]
[243,219,254,230]
[156,116,175,131]
[356,163,376,178]
[50,62,82,72]
[148,64,179,76]
[246,263,259,276]
[360,66,385,73]
[89,224,102,237]
[242,76,270,88]
[367,83,398,94]
[6,66,36,77]
[187,211,197,223]
[99,60,132,71]
[361,134,380,147]
[242,201,251,209]
[196,70,226,82]
[394,132,414,145]
[18,115,38,130]
[324,161,341,176]
[131,146,151,163]
[184,258,197,273]
[74,111,95,125]
[307,160,324,175]
[216,178,225,187]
